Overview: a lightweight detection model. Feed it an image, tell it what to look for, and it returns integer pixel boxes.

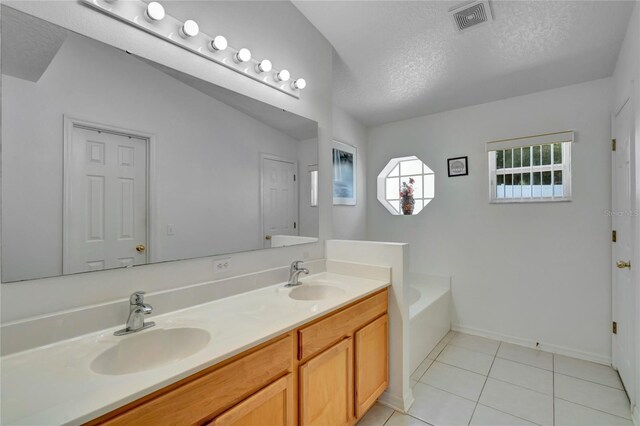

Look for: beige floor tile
[409,383,476,426]
[479,378,553,426]
[496,342,553,370]
[555,354,624,389]
[470,404,538,426]
[489,357,553,395]
[436,345,494,375]
[555,373,631,419]
[554,398,634,426]
[356,403,395,426]
[420,361,486,401]
[449,333,500,356]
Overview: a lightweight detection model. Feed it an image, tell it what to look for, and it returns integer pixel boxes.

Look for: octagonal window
[377,156,434,215]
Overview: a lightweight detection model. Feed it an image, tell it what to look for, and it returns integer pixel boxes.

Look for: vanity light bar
[81,0,306,98]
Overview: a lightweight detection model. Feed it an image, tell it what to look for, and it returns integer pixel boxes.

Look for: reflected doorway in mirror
[63,116,154,275]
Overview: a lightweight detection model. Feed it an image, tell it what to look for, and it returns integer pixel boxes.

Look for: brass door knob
[616,260,631,269]
[265,235,272,240]
[136,244,146,253]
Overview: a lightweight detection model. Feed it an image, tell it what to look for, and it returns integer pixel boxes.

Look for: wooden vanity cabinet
[299,338,354,426]
[297,290,389,425]
[88,288,389,426]
[209,374,295,426]
[354,314,389,418]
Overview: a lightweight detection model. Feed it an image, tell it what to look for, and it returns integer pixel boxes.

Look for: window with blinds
[487,131,573,203]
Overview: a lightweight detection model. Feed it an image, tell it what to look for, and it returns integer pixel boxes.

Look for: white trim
[259,153,298,248]
[378,388,415,414]
[486,130,574,152]
[62,115,157,273]
[452,323,612,366]
[632,404,639,426]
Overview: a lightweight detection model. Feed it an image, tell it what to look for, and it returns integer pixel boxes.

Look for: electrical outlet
[213,258,231,273]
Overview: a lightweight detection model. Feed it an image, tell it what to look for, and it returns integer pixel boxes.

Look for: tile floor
[358,332,633,426]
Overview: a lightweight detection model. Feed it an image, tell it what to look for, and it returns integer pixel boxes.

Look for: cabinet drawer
[298,289,387,360]
[100,335,293,426]
[209,374,294,426]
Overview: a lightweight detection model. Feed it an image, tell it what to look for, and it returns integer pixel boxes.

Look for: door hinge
[612,230,617,242]
[294,222,297,229]
[293,174,296,182]
[613,321,617,334]
[612,139,617,151]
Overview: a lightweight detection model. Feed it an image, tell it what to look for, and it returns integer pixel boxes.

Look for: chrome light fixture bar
[81,0,305,98]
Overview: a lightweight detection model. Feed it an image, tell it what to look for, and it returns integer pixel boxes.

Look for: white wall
[367,78,614,363]
[612,3,640,422]
[0,1,333,325]
[2,33,313,282]
[332,105,367,239]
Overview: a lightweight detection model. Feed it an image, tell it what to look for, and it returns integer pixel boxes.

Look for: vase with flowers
[400,178,415,215]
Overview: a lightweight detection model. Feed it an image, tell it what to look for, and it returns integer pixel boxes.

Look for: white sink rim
[288,283,346,301]
[90,327,211,376]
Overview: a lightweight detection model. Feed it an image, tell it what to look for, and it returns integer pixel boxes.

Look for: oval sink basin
[91,327,211,375]
[289,284,346,301]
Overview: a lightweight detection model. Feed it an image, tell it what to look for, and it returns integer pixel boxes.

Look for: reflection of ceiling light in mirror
[256,59,272,73]
[234,48,252,63]
[209,35,228,51]
[276,69,290,82]
[144,2,165,22]
[292,78,306,90]
[179,20,199,38]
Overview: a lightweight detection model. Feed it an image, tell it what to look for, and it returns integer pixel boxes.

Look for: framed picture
[448,156,469,177]
[332,140,357,205]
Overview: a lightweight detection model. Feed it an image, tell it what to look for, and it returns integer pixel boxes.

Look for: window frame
[376,156,434,215]
[487,131,573,204]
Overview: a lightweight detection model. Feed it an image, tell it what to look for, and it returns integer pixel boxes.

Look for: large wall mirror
[1,7,319,283]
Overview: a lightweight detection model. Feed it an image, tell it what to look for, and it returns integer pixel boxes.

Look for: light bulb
[179,20,199,38]
[292,78,306,90]
[209,35,228,51]
[275,69,290,82]
[234,48,252,63]
[144,2,165,22]
[256,59,272,73]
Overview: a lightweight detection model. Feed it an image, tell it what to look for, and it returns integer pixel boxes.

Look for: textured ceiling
[1,5,67,82]
[293,0,635,126]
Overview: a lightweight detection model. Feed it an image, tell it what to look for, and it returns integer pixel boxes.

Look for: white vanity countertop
[0,272,389,425]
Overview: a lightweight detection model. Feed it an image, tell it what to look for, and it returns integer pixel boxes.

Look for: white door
[64,126,148,274]
[612,97,637,404]
[261,157,297,248]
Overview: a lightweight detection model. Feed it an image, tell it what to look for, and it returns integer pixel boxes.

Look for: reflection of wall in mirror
[1,32,315,282]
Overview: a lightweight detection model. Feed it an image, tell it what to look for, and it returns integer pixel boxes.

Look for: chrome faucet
[285,260,309,287]
[114,291,156,336]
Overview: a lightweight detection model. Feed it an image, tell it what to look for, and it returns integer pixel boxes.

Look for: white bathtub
[409,274,451,373]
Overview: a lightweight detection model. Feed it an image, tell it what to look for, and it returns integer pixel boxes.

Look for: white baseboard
[378,388,414,414]
[452,324,612,366]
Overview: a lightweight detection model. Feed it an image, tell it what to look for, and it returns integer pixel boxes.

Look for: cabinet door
[355,315,388,419]
[299,338,353,426]
[210,374,294,426]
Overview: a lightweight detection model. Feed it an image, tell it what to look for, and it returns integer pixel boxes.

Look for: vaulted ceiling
[293,1,635,126]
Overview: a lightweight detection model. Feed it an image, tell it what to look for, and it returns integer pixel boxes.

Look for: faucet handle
[290,260,304,271]
[129,291,146,305]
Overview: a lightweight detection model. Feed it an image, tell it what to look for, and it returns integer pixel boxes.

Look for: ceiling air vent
[450,0,492,32]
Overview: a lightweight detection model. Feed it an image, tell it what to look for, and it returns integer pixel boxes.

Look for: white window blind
[486,131,573,203]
